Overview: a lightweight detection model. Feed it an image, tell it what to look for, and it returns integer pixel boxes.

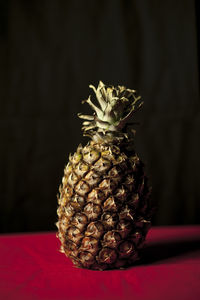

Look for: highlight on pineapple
[56,81,152,270]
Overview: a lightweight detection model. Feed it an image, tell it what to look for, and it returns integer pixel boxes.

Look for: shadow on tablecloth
[137,236,200,266]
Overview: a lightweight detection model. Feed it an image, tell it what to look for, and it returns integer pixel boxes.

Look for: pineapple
[56,81,152,270]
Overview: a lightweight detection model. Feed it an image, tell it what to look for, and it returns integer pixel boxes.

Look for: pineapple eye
[75,162,89,177]
[75,180,90,196]
[119,206,134,220]
[98,248,117,264]
[93,158,111,173]
[117,219,132,231]
[71,153,82,165]
[102,231,121,249]
[117,220,132,239]
[87,188,106,205]
[80,237,99,255]
[77,213,87,224]
[71,195,85,206]
[102,212,118,229]
[125,175,134,184]
[119,241,134,258]
[67,226,79,237]
[103,196,117,212]
[115,187,127,202]
[59,196,68,206]
[64,163,73,175]
[108,166,121,178]
[65,240,77,251]
[79,163,88,171]
[83,149,100,164]
[67,173,78,187]
[59,217,69,232]
[57,206,64,217]
[62,176,68,186]
[78,251,95,268]
[84,203,102,220]
[99,179,117,197]
[85,221,104,239]
[64,204,74,218]
[101,150,109,157]
[130,194,139,208]
[130,231,143,246]
[84,171,101,186]
[124,175,135,192]
[71,213,88,231]
[64,186,73,198]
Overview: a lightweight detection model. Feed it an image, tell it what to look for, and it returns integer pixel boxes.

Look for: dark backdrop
[0,0,199,233]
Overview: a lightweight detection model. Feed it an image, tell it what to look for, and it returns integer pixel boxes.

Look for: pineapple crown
[78,81,143,142]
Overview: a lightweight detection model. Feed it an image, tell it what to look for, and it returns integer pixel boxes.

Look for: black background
[0,0,199,233]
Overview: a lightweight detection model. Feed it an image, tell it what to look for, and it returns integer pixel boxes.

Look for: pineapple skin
[56,140,152,270]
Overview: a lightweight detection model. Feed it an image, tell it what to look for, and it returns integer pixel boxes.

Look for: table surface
[0,226,200,300]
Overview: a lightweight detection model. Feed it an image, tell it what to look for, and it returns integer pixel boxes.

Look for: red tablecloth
[0,226,200,300]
